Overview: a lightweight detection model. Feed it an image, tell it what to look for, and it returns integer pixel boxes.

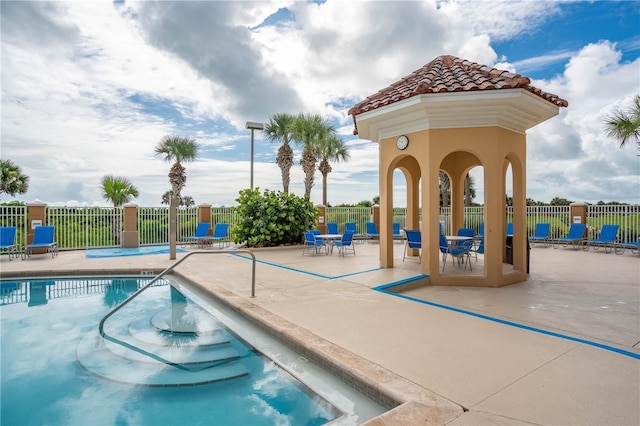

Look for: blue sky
[1,0,639,207]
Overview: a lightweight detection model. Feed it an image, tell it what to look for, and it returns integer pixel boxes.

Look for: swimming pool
[0,276,386,425]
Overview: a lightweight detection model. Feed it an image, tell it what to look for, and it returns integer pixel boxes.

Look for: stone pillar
[26,201,47,253]
[316,205,327,233]
[372,204,380,228]
[198,204,212,235]
[122,204,139,248]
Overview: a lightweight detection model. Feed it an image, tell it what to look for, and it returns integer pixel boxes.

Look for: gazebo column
[484,155,504,284]
[379,159,393,268]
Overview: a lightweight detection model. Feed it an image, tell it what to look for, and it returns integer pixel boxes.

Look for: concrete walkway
[2,242,639,425]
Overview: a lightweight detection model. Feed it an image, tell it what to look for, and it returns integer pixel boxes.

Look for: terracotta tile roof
[348,55,568,134]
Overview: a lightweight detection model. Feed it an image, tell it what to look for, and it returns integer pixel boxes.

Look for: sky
[1,0,639,208]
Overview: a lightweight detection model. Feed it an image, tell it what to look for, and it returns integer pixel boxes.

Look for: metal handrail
[98,249,256,339]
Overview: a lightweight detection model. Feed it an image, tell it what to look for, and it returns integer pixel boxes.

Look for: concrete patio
[1,241,638,425]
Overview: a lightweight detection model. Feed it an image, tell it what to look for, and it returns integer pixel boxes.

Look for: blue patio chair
[183,222,210,247]
[553,223,586,250]
[365,222,379,241]
[457,227,477,260]
[203,223,229,249]
[584,224,619,253]
[326,222,339,234]
[0,226,18,261]
[302,231,325,255]
[529,223,551,247]
[402,229,421,262]
[332,230,355,256]
[476,223,485,254]
[439,233,472,271]
[392,222,404,240]
[506,222,513,236]
[23,225,57,259]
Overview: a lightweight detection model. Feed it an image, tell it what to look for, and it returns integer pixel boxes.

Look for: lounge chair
[202,223,229,249]
[553,223,586,250]
[439,233,472,271]
[326,222,339,234]
[0,226,18,260]
[23,225,57,259]
[616,240,640,256]
[392,222,404,240]
[302,231,325,255]
[332,230,355,256]
[402,229,421,262]
[183,222,210,247]
[506,222,513,236]
[365,222,379,241]
[584,224,619,253]
[529,223,551,247]
[345,222,364,242]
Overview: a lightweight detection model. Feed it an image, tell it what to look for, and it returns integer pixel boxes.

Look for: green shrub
[231,189,319,247]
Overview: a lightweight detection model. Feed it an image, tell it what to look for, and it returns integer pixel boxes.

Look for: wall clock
[396,135,409,150]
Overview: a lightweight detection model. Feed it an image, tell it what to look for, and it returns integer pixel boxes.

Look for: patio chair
[23,225,57,259]
[506,222,513,236]
[457,227,477,260]
[0,226,18,261]
[327,222,339,234]
[529,223,551,247]
[302,231,325,255]
[402,229,421,262]
[439,233,472,272]
[202,223,229,249]
[332,230,355,256]
[365,222,379,241]
[183,222,210,247]
[553,223,586,250]
[584,224,619,253]
[392,222,404,240]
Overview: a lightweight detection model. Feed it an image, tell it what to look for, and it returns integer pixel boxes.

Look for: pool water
[0,277,383,425]
[85,245,186,258]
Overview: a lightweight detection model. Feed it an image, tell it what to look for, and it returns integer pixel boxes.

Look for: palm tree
[264,113,295,193]
[154,135,199,259]
[291,113,331,198]
[316,135,350,206]
[0,159,29,199]
[161,190,194,207]
[100,175,139,245]
[604,94,640,153]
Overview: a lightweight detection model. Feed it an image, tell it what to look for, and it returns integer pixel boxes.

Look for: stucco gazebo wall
[379,126,527,287]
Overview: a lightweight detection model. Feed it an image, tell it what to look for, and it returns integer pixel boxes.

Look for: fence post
[27,201,47,253]
[122,204,139,248]
[198,204,212,235]
[316,205,327,233]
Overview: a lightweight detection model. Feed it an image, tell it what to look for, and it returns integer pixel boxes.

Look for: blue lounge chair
[403,229,421,262]
[506,222,513,236]
[553,223,586,250]
[392,222,404,240]
[0,226,18,261]
[365,222,379,241]
[183,222,210,247]
[202,223,229,248]
[23,225,57,259]
[302,231,325,255]
[616,240,640,256]
[332,230,355,256]
[584,224,619,253]
[529,223,551,247]
[326,222,339,235]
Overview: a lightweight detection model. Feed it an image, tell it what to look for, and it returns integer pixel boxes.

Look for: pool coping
[175,270,465,425]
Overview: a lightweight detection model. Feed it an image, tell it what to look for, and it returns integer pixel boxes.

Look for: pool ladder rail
[86,249,257,386]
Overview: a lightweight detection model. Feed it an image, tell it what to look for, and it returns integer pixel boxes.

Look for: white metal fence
[1,204,638,250]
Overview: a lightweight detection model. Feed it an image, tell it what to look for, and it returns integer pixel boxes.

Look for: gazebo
[348,55,568,287]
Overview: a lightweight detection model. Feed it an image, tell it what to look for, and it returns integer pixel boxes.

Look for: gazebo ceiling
[349,55,568,141]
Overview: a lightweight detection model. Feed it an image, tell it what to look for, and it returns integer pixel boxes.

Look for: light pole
[245,121,264,190]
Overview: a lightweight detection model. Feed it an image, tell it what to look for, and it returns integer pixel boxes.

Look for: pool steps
[76,300,251,386]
